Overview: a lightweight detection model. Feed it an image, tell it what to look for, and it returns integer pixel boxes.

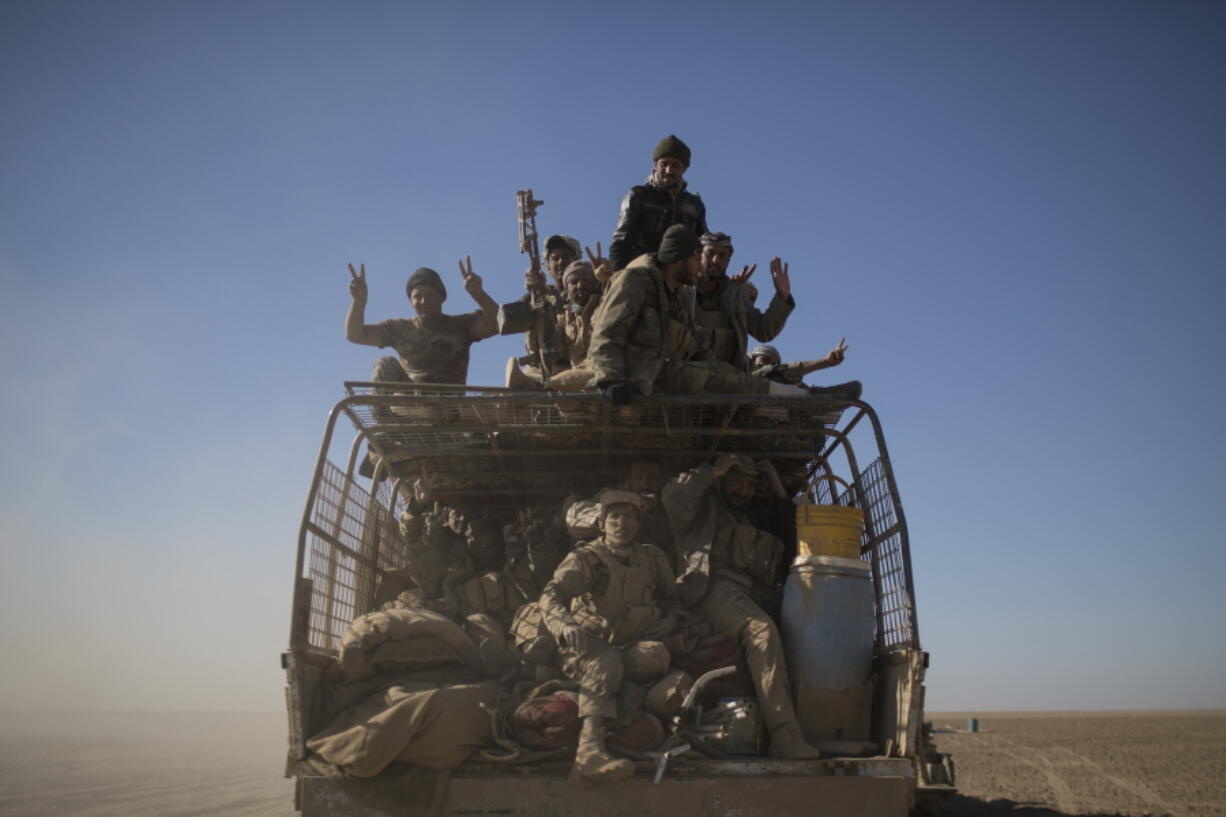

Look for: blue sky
[1,0,1223,712]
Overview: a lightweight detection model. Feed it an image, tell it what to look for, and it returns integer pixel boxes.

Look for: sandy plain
[1,709,1222,816]
[928,710,1226,817]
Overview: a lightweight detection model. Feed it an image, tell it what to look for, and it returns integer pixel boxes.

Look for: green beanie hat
[652,134,691,168]
[656,225,701,264]
[406,267,447,301]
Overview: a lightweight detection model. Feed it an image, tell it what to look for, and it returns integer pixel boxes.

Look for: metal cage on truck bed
[283,386,945,816]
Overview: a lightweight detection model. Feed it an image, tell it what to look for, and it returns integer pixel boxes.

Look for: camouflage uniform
[691,276,794,370]
[587,254,771,397]
[539,537,678,720]
[751,361,808,385]
[609,175,708,272]
[662,462,801,735]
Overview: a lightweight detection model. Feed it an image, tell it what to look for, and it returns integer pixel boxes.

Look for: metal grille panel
[857,458,916,651]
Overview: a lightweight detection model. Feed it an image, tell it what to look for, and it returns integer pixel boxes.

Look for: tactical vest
[712,523,783,589]
[570,541,663,646]
[665,316,700,362]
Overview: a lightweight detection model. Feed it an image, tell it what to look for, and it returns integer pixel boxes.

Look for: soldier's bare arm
[345,263,385,347]
[459,256,500,340]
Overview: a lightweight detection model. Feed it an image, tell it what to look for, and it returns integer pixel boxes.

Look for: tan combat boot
[573,717,634,782]
[768,721,821,760]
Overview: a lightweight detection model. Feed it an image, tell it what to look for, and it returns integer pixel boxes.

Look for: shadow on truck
[283,385,955,816]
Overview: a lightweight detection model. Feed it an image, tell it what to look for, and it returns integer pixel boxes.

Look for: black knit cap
[656,225,701,264]
[406,267,447,301]
[652,134,691,168]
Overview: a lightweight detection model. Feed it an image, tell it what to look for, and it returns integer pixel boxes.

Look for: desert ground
[1,709,1222,816]
[928,710,1226,817]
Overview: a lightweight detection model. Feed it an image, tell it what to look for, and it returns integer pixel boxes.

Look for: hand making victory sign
[729,263,757,285]
[347,262,367,302]
[585,241,612,285]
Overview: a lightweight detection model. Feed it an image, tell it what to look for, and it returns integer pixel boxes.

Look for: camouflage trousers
[659,360,771,396]
[696,577,798,732]
[559,639,671,720]
[369,356,453,425]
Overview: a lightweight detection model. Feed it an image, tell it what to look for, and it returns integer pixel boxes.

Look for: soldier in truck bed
[540,490,679,782]
[608,135,708,272]
[662,454,820,761]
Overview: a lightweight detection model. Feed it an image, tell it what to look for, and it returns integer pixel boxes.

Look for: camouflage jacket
[609,175,708,272]
[663,463,785,608]
[587,254,707,395]
[751,361,806,385]
[689,276,795,370]
[539,537,678,647]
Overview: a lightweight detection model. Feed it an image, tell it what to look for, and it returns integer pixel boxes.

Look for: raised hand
[730,263,757,285]
[825,337,848,367]
[347,262,367,301]
[712,453,737,477]
[458,255,484,296]
[769,258,791,299]
[586,241,612,284]
[524,266,546,291]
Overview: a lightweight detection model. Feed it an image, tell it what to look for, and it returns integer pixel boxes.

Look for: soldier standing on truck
[540,490,679,782]
[345,260,499,385]
[692,231,794,370]
[663,454,821,760]
[588,225,859,404]
[609,135,708,272]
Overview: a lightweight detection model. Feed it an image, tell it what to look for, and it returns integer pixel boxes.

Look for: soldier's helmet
[596,488,643,519]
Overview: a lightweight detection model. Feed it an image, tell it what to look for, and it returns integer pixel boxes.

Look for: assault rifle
[497,189,557,380]
[517,189,545,296]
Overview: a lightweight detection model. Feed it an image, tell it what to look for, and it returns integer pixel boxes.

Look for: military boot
[808,380,863,402]
[573,717,634,782]
[767,722,821,760]
[505,357,543,390]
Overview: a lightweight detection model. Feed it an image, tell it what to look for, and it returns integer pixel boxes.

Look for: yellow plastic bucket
[796,476,865,559]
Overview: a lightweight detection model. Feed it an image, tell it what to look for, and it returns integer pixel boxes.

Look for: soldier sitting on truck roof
[588,224,861,404]
[691,231,794,370]
[749,339,850,387]
[345,260,499,387]
[506,257,608,390]
[500,234,581,383]
[662,454,821,760]
[540,489,680,782]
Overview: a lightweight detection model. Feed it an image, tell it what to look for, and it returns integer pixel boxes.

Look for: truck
[282,383,955,816]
